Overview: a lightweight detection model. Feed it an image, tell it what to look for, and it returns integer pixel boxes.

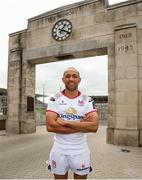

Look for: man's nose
[69,76,74,81]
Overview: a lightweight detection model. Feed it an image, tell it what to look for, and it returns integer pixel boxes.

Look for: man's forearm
[47,121,79,134]
[55,115,99,133]
[64,121,98,132]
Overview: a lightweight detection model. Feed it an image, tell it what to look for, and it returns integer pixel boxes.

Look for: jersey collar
[61,90,81,99]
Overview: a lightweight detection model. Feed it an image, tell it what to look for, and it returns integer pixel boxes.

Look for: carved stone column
[7,31,36,134]
[113,24,139,146]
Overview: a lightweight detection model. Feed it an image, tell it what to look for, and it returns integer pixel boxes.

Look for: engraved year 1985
[117,44,133,52]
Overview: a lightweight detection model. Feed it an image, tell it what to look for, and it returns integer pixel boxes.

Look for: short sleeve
[47,96,59,115]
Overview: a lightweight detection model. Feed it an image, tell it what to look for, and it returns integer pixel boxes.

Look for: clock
[52,19,72,41]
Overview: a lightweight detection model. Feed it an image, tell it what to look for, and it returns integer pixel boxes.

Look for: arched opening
[35,55,108,128]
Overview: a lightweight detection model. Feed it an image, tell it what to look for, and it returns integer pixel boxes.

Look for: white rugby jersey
[47,90,97,155]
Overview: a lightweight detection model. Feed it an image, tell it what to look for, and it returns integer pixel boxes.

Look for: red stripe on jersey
[85,110,97,116]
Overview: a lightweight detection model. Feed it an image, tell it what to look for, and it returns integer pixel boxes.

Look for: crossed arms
[46,111,99,134]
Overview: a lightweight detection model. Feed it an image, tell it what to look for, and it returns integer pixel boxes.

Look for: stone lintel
[25,38,108,65]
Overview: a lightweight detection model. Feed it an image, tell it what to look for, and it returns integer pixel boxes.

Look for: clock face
[52,19,72,41]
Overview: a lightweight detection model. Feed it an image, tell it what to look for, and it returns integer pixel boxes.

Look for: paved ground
[0,125,142,179]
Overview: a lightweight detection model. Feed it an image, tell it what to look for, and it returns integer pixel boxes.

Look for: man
[46,67,99,179]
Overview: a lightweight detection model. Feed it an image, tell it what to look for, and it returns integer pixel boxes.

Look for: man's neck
[62,89,80,98]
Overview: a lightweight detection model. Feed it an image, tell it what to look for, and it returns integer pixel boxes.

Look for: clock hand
[59,24,66,33]
[60,29,70,33]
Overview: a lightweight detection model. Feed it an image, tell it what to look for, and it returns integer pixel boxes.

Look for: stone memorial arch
[7,0,142,147]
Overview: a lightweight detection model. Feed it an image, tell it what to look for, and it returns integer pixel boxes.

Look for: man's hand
[80,114,96,122]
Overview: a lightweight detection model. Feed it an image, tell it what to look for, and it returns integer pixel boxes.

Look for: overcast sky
[0,0,126,96]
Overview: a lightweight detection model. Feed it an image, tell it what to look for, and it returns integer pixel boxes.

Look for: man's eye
[72,75,78,78]
[65,75,70,78]
[65,75,78,78]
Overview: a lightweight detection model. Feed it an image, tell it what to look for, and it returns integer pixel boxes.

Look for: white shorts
[48,149,91,175]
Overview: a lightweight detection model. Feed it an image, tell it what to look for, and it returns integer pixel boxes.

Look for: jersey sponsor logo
[65,107,78,114]
[81,164,85,168]
[59,100,67,105]
[60,107,83,120]
[78,100,84,106]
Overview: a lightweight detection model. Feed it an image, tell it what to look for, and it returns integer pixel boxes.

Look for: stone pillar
[20,62,36,133]
[107,45,116,144]
[7,31,36,134]
[113,24,139,146]
[7,32,24,133]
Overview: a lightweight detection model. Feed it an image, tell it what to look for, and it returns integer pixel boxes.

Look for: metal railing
[95,103,108,121]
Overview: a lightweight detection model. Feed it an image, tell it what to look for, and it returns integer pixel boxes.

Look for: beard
[65,83,78,91]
